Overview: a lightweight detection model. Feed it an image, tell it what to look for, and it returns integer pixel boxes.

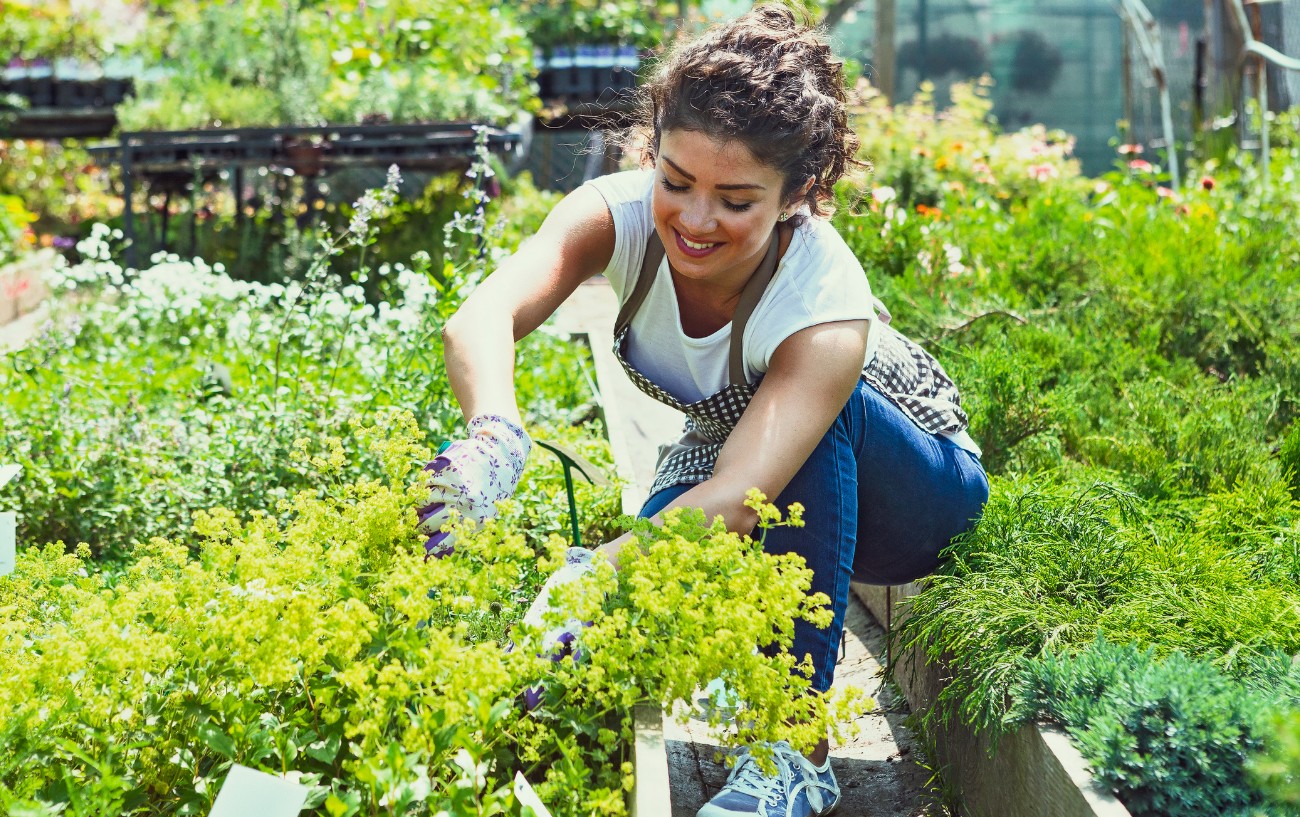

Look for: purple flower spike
[522,684,544,712]
[424,530,454,560]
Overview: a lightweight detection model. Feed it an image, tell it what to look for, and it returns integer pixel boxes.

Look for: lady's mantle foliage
[0,416,868,815]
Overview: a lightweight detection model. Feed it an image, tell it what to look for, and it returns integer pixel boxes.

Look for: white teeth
[681,235,716,250]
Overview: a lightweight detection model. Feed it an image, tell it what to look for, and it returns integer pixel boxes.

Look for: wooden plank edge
[631,702,672,817]
[851,582,1133,817]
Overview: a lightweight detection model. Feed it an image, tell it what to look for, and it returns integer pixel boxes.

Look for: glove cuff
[467,413,532,463]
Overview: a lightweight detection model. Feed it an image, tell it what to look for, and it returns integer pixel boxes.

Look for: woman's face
[651,129,789,294]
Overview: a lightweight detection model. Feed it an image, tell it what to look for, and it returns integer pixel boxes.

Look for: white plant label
[514,771,554,817]
[210,764,309,817]
[0,512,13,577]
[0,464,17,578]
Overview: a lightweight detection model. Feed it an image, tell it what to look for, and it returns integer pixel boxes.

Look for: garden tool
[531,438,611,549]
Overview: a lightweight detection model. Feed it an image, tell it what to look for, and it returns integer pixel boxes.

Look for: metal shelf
[85,123,520,269]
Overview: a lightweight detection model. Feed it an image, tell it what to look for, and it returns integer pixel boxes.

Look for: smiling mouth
[674,228,721,255]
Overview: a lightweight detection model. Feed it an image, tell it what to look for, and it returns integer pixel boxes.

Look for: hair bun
[749,3,802,32]
[627,2,863,221]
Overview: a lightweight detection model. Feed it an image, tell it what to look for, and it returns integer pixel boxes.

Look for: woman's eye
[660,176,752,212]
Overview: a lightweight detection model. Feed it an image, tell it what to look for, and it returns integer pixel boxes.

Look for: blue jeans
[638,378,989,693]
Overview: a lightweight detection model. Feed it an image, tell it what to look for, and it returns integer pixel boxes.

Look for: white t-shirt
[585,169,879,404]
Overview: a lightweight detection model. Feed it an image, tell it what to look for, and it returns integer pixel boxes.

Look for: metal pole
[1123,19,1134,142]
[122,135,135,270]
[917,0,929,85]
[875,0,898,101]
[1260,53,1270,183]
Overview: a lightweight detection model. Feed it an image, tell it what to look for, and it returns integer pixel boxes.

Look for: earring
[778,212,789,222]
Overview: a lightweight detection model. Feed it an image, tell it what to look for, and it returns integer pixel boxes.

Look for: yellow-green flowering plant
[0,412,869,816]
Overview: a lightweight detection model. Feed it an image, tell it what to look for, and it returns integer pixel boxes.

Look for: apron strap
[615,226,783,388]
[614,230,665,337]
[728,228,781,387]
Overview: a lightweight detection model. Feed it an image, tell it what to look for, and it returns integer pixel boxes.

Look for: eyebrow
[662,155,766,191]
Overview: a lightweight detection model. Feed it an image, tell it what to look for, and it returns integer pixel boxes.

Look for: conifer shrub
[1011,639,1296,817]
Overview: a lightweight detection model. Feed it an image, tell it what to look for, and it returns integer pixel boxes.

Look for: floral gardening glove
[417,414,531,559]
[519,547,600,711]
[522,547,599,660]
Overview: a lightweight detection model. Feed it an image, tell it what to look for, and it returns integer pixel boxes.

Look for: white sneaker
[697,741,840,817]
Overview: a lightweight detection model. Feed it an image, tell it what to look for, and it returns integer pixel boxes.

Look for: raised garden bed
[854,582,1132,817]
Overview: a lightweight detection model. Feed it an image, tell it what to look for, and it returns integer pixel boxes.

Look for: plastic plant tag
[210,764,309,817]
[0,464,17,578]
[514,772,554,817]
[0,512,13,577]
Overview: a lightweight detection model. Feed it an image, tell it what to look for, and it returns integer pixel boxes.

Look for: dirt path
[554,277,946,816]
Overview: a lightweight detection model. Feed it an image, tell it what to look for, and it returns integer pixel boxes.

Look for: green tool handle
[534,439,585,550]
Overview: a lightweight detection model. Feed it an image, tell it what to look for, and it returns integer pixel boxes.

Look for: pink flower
[1118,143,1144,155]
[1156,186,1175,199]
[1027,163,1059,182]
[1128,159,1154,173]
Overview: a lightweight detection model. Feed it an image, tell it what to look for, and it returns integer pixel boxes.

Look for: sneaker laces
[721,742,800,808]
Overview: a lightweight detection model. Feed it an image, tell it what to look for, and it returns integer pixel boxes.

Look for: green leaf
[197,723,237,760]
[305,734,340,764]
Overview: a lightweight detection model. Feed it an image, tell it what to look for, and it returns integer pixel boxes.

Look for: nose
[678,195,716,236]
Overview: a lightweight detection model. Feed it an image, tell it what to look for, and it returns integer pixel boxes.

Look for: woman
[419,6,989,815]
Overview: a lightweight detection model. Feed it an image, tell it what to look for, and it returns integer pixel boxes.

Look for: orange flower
[915,203,943,219]
[934,155,950,171]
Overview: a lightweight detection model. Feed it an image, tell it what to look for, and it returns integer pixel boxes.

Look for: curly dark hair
[630,3,862,220]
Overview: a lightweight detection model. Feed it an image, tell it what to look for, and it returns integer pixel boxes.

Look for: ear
[788,175,816,208]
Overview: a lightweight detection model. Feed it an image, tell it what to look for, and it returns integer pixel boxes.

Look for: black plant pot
[104,78,131,106]
[28,75,54,108]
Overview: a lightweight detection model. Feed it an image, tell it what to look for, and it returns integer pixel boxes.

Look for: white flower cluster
[50,215,443,371]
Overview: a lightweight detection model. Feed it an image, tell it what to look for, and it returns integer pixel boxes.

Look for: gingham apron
[614,230,971,498]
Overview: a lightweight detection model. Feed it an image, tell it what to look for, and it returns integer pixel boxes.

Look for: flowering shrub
[0,194,36,267]
[0,140,118,237]
[115,0,536,130]
[0,163,596,561]
[0,414,868,815]
[846,78,1083,212]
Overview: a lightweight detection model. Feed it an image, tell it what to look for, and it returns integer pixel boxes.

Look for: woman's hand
[521,546,600,659]
[417,414,532,557]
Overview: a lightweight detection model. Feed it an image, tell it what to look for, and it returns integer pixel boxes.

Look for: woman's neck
[669,223,793,338]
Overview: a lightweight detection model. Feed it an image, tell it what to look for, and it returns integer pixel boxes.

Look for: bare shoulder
[768,320,869,381]
[529,184,616,278]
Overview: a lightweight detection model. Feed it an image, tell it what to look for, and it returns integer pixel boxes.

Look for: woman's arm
[598,318,869,567]
[443,185,616,424]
